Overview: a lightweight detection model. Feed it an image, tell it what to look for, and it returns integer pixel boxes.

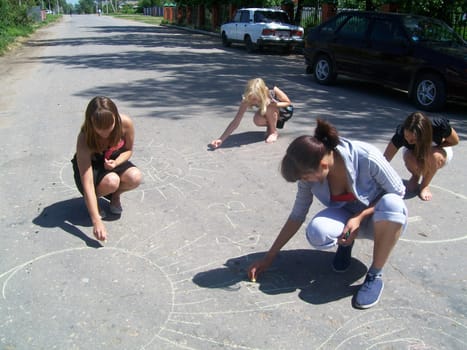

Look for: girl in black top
[384,111,459,201]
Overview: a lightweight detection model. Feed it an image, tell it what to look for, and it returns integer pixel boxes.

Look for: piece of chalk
[251,278,256,283]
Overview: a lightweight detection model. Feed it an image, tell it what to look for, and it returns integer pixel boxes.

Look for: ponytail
[281,119,339,182]
[314,118,339,150]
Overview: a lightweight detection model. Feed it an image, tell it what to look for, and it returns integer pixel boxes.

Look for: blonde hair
[242,78,270,116]
[81,96,123,153]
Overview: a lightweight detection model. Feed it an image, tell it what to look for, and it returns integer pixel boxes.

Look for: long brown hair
[403,111,432,175]
[81,96,123,153]
[281,119,340,182]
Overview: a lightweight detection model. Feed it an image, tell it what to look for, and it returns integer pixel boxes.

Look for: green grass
[110,14,164,26]
[0,14,61,56]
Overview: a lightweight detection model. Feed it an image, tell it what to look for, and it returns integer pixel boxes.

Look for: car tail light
[291,30,303,37]
[262,29,275,36]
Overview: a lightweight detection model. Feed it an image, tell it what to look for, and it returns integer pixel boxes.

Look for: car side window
[233,11,241,23]
[370,20,393,43]
[337,16,369,40]
[320,15,349,35]
[369,19,409,53]
[240,11,250,23]
[254,12,266,23]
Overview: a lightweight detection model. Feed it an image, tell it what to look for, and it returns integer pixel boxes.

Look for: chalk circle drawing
[0,247,175,349]
[50,158,79,195]
[135,141,222,201]
[50,143,222,204]
[402,184,467,244]
[316,306,466,349]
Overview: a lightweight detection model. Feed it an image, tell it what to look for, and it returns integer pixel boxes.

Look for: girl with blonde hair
[210,78,293,148]
[384,111,459,201]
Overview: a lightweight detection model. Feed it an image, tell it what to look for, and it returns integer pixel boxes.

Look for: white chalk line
[401,182,467,243]
[316,306,466,349]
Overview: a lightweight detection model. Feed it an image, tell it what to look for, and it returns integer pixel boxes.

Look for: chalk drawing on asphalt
[316,306,467,349]
[402,184,467,243]
[135,140,221,202]
[16,143,465,348]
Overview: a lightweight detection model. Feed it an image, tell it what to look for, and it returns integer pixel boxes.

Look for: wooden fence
[143,5,467,39]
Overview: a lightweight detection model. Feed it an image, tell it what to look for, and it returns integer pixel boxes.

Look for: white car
[220,8,304,54]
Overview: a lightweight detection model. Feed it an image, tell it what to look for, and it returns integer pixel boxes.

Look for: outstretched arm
[442,127,459,147]
[272,86,291,109]
[383,142,398,162]
[248,219,303,281]
[76,133,107,241]
[210,101,249,149]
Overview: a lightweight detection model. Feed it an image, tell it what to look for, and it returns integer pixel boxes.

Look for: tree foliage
[76,0,96,14]
[170,0,466,27]
[0,0,35,28]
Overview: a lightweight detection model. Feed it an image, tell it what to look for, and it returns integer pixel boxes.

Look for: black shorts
[71,152,136,195]
[276,105,294,129]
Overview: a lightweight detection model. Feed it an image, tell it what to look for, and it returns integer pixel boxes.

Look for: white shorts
[444,146,453,165]
[402,146,453,165]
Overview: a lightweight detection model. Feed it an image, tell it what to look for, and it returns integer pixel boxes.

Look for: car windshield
[403,16,465,44]
[254,11,290,24]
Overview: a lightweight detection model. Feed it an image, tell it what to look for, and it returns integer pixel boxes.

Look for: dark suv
[304,11,467,111]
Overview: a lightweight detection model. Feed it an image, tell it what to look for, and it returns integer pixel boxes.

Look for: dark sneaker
[355,273,384,309]
[332,241,354,272]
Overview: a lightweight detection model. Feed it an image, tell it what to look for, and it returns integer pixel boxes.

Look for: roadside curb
[162,24,219,38]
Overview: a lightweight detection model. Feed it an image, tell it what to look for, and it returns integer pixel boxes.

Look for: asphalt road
[0,14,466,350]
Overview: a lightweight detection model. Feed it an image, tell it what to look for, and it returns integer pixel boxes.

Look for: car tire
[221,32,231,47]
[245,35,256,53]
[412,73,446,111]
[313,55,336,85]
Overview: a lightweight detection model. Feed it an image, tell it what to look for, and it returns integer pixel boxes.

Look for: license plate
[276,31,290,38]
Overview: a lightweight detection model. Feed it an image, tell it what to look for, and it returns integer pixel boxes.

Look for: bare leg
[403,150,421,192]
[264,106,279,143]
[253,110,278,143]
[109,167,142,208]
[419,147,447,201]
[406,175,420,193]
[96,172,120,198]
[95,168,142,212]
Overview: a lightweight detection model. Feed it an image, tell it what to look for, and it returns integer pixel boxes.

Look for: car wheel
[221,32,231,47]
[245,35,256,53]
[313,55,336,85]
[412,73,446,111]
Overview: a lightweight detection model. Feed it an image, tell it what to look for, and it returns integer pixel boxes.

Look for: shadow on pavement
[32,197,111,248]
[193,249,367,305]
[207,131,265,150]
